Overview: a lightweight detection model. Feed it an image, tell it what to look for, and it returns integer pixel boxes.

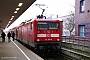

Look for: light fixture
[16,8,20,11]
[18,3,23,7]
[9,21,11,23]
[6,23,10,28]
[7,23,9,26]
[12,16,14,18]
[14,11,17,13]
[10,17,13,20]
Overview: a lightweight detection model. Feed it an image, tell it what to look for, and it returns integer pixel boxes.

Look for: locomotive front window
[37,22,59,30]
[37,22,48,30]
[49,22,58,30]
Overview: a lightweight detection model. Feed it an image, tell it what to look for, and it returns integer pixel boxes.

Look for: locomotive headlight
[38,31,40,33]
[57,39,60,41]
[37,39,40,41]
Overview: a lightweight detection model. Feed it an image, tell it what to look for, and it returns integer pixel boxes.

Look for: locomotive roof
[34,19,61,22]
[16,18,62,28]
[20,18,61,25]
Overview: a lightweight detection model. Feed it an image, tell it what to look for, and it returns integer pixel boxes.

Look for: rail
[61,36,90,59]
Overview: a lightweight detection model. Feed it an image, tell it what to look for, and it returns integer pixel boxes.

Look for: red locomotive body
[15,19,62,51]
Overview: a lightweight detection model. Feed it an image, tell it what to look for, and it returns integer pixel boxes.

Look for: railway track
[17,40,78,60]
[41,50,80,60]
[37,51,78,60]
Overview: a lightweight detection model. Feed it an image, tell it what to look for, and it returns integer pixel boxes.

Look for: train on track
[13,18,63,52]
[12,4,63,52]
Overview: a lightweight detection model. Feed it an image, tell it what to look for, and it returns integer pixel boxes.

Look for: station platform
[0,37,44,60]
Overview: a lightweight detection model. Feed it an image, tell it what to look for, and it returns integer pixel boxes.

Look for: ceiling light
[18,3,23,7]
[10,17,13,20]
[6,23,9,27]
[12,16,14,17]
[6,23,9,28]
[14,11,17,13]
[16,8,20,11]
[9,21,11,23]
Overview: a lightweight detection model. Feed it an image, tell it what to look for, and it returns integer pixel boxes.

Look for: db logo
[46,34,51,37]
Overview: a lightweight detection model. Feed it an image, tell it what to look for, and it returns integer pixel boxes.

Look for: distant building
[75,0,90,37]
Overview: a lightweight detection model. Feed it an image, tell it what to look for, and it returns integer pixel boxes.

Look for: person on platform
[7,31,11,42]
[1,30,6,42]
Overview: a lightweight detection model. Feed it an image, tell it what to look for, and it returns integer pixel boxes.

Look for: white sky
[5,0,75,31]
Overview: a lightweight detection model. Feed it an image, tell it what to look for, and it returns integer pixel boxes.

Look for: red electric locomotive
[15,18,62,51]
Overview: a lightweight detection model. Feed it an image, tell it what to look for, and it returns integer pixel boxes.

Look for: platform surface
[0,37,44,60]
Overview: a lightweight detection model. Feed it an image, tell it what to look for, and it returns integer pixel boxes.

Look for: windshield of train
[37,22,59,30]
